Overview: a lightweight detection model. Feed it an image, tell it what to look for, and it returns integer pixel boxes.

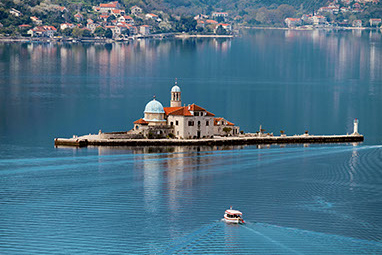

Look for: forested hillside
[1,0,326,16]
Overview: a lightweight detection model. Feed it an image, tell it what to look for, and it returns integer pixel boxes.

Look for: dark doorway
[197,131,201,138]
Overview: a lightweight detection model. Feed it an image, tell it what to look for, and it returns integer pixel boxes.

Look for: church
[131,82,240,139]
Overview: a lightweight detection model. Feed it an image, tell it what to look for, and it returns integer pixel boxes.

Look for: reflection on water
[1,145,382,253]
[1,30,382,151]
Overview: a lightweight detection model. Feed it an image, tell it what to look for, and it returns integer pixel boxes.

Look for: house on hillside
[112,9,125,17]
[285,18,302,28]
[60,23,75,31]
[130,6,142,16]
[28,26,57,37]
[212,12,228,20]
[94,1,121,13]
[369,18,381,26]
[146,13,161,22]
[74,13,84,22]
[312,16,327,25]
[352,19,363,27]
[118,15,135,25]
[9,8,22,17]
[140,25,151,35]
[30,16,42,25]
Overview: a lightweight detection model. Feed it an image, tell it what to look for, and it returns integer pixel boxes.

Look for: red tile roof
[214,117,234,126]
[134,118,149,125]
[164,104,215,117]
[166,107,193,116]
[100,3,117,8]
[163,107,182,115]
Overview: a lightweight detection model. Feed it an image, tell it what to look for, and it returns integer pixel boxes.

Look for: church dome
[171,85,181,92]
[144,99,165,114]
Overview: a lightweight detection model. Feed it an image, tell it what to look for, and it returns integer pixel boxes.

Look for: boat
[223,207,245,224]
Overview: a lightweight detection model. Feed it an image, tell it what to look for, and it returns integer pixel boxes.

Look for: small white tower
[353,118,359,135]
[170,79,181,107]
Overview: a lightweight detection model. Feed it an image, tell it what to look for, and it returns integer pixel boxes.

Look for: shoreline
[244,25,381,31]
[54,134,364,148]
[2,26,379,44]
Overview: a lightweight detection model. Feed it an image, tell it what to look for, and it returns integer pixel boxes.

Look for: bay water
[0,29,382,253]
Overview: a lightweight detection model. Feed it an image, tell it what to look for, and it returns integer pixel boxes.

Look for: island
[54,81,364,148]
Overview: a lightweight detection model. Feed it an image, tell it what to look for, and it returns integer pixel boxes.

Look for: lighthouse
[353,118,359,135]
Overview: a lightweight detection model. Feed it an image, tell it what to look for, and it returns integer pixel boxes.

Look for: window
[194,112,199,116]
[136,125,139,130]
[170,122,174,126]
[188,121,194,126]
[198,121,201,126]
[206,121,209,126]
[176,120,178,126]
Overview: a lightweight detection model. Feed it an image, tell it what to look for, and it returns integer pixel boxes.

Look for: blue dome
[171,85,181,92]
[144,99,165,114]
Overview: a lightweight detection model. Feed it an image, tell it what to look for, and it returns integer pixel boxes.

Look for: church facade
[132,82,240,139]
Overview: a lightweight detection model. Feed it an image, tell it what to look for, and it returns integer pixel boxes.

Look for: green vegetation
[0,0,381,37]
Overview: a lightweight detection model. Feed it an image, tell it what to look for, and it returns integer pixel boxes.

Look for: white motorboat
[223,207,245,224]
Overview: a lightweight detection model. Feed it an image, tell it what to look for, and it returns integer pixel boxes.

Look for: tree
[121,29,130,37]
[105,28,113,38]
[94,26,105,37]
[82,29,92,37]
[223,127,232,136]
[62,27,73,36]
[215,25,227,35]
[72,27,84,37]
[107,15,116,24]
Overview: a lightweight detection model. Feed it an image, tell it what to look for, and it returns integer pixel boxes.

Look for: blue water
[1,145,382,253]
[1,29,382,253]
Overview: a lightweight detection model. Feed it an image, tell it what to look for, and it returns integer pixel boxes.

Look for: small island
[54,81,364,148]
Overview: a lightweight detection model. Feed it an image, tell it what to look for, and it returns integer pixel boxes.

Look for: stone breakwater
[54,134,364,147]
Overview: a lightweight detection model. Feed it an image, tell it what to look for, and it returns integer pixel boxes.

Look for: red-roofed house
[18,24,31,29]
[74,12,84,22]
[369,18,381,26]
[130,6,142,15]
[118,15,134,25]
[285,18,302,28]
[99,14,110,22]
[112,9,125,16]
[140,25,151,35]
[206,20,218,24]
[28,26,57,37]
[30,16,42,25]
[196,20,205,28]
[131,82,240,139]
[97,1,121,12]
[60,23,75,31]
[214,118,239,136]
[145,13,161,22]
[218,23,232,31]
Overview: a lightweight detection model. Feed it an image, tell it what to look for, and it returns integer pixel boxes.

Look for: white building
[9,8,22,17]
[130,6,142,16]
[132,82,240,139]
[140,25,151,35]
[60,23,75,31]
[285,18,302,28]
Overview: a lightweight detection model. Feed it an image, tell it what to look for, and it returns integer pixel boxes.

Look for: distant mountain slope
[116,0,327,15]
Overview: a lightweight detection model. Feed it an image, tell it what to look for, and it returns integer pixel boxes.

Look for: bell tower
[170,79,181,107]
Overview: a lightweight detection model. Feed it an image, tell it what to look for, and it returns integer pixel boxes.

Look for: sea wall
[54,134,364,147]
